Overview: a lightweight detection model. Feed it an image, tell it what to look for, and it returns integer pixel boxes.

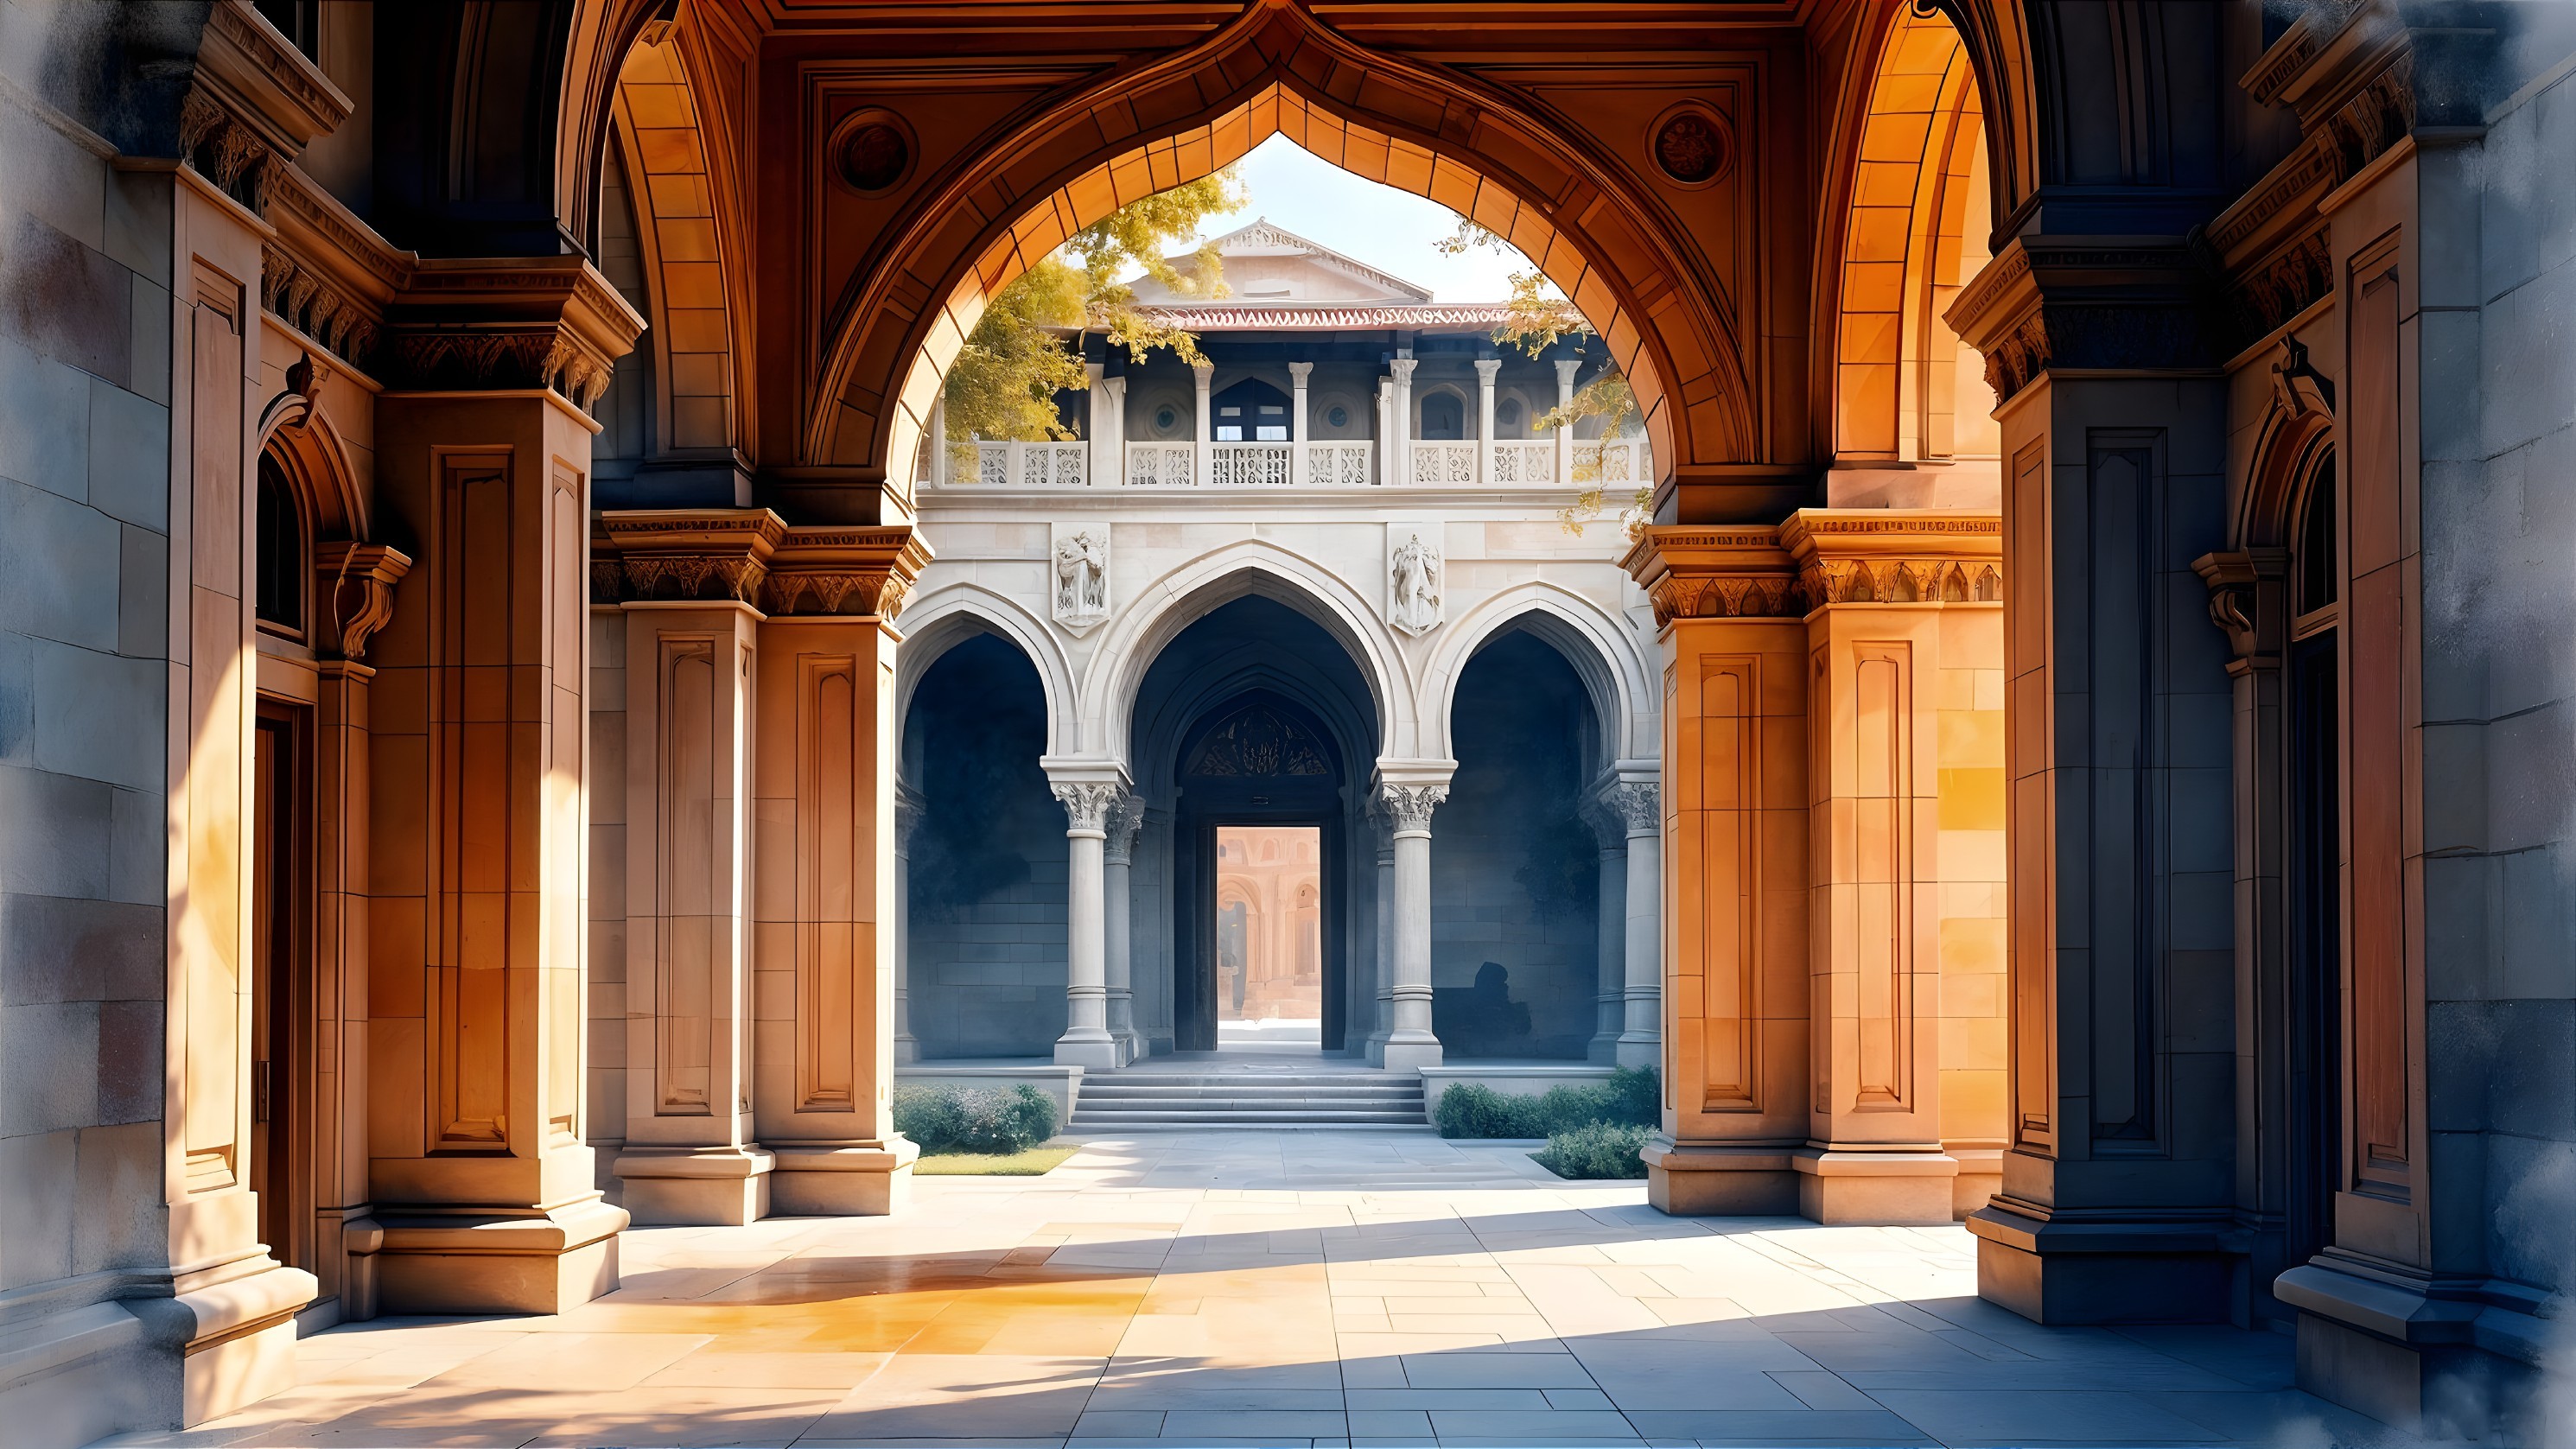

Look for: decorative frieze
[1626,516,2004,627]
[594,512,931,621]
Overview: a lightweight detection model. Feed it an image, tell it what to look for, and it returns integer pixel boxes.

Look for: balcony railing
[952,436,1647,489]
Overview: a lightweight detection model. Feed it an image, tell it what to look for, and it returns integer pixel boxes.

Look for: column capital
[1388,357,1418,384]
[1051,782,1123,835]
[1287,361,1313,384]
[1374,781,1448,834]
[598,507,786,607]
[1622,524,1804,626]
[1779,508,2003,608]
[1606,780,1661,835]
[1472,358,1502,382]
[1555,358,1583,386]
[384,256,646,409]
[1191,359,1215,384]
[1943,236,2217,405]
[1102,791,1146,864]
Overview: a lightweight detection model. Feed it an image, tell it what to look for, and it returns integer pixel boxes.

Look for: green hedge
[1433,1066,1657,1139]
[892,1083,1059,1153]
[1532,1121,1653,1179]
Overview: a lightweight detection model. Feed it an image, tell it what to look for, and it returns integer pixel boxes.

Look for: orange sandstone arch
[808,3,1757,499]
[1820,3,1997,470]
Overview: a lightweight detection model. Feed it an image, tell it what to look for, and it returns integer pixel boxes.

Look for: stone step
[1078,1084,1422,1098]
[1071,1071,1428,1128]
[1071,1109,1430,1125]
[1078,1077,1419,1090]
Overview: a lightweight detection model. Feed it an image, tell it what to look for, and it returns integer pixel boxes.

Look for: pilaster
[741,524,932,1214]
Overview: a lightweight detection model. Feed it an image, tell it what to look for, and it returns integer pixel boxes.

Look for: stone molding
[311,541,411,661]
[383,257,646,409]
[1943,238,2222,404]
[1625,514,2003,626]
[1052,782,1125,835]
[594,510,932,620]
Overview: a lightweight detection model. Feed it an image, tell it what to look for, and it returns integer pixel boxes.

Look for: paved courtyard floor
[111,1132,2424,1448]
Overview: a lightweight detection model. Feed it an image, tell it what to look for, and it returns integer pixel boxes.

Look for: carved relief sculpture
[1388,529,1443,635]
[1053,526,1110,634]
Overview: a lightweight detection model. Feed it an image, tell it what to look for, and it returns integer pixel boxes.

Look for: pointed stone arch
[806,3,1758,505]
[896,584,1082,759]
[1424,583,1657,769]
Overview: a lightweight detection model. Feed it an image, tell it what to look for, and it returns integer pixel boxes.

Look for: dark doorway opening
[251,702,310,1269]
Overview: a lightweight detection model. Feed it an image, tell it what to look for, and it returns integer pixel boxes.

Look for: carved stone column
[1554,357,1580,484]
[1364,799,1397,1065]
[598,512,784,1226]
[1389,357,1418,486]
[1375,772,1448,1071]
[1610,777,1664,1071]
[367,257,640,1312]
[1473,357,1500,486]
[1192,360,1214,486]
[1047,768,1129,1069]
[1103,792,1145,1065]
[744,525,932,1215]
[1288,360,1313,486]
[893,779,926,1065]
[1583,794,1628,1064]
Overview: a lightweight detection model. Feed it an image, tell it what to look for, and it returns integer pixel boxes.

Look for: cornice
[383,257,646,410]
[1943,238,2220,404]
[763,524,937,619]
[1625,512,2003,624]
[597,508,791,607]
[195,0,353,157]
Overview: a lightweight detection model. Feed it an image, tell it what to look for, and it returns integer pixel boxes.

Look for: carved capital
[1608,782,1661,833]
[384,257,644,411]
[1388,357,1417,384]
[1780,512,2005,607]
[1053,782,1126,835]
[599,509,786,607]
[1376,782,1447,833]
[312,541,411,661]
[1945,239,2222,404]
[1624,525,1803,626]
[1102,792,1146,865]
[760,524,933,620]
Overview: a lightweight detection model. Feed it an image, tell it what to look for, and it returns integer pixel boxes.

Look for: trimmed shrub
[1532,1121,1653,1179]
[1434,1067,1658,1139]
[893,1083,1059,1153]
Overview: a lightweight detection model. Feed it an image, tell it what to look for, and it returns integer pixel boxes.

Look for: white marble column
[1364,800,1396,1064]
[1375,378,1394,486]
[1390,356,1417,486]
[1051,777,1125,1068]
[930,391,950,488]
[1554,358,1580,485]
[894,779,925,1065]
[1192,360,1214,486]
[1586,795,1626,1064]
[1474,357,1500,487]
[1084,360,1110,486]
[1377,778,1447,1071]
[1103,792,1144,1065]
[1288,360,1313,486]
[1103,373,1129,486]
[1612,779,1663,1069]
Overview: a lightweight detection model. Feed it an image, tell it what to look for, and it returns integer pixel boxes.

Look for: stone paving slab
[99,1130,2425,1449]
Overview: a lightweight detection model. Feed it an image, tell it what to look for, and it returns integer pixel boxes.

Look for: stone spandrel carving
[1052,526,1110,634]
[1052,781,1125,833]
[1388,530,1443,636]
[1376,782,1447,832]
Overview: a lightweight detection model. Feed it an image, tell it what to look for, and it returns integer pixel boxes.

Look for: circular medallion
[1649,104,1732,188]
[1326,404,1349,429]
[832,111,914,195]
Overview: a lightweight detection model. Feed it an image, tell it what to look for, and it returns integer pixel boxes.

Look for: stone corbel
[258,350,333,439]
[2191,549,2289,663]
[312,541,412,661]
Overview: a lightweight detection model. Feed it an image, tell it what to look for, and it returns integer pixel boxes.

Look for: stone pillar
[308,543,410,1326]
[893,779,926,1065]
[1948,240,2239,1320]
[1389,356,1417,486]
[1084,360,1110,486]
[1102,374,1128,486]
[1288,360,1313,486]
[1585,796,1627,1064]
[1048,769,1128,1068]
[605,521,773,1224]
[929,392,948,488]
[1474,357,1500,486]
[1555,357,1580,483]
[747,527,930,1215]
[1611,778,1664,1071]
[1365,801,1397,1065]
[1375,378,1395,486]
[1375,774,1447,1071]
[1192,360,1213,487]
[1103,792,1145,1065]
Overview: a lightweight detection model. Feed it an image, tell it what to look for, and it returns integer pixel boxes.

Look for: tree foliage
[1435,219,1647,537]
[942,171,1243,468]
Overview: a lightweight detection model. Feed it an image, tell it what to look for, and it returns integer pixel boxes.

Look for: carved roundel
[831,109,915,196]
[1648,103,1733,188]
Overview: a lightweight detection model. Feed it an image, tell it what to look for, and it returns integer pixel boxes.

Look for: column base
[1586,1033,1620,1065]
[613,1146,777,1226]
[1644,1138,1798,1215]
[0,1300,173,1445]
[1054,1033,1122,1070]
[1612,1032,1660,1071]
[369,1197,627,1316]
[893,1033,920,1066]
[1792,1147,1959,1225]
[1379,1033,1442,1071]
[1364,1027,1391,1067]
[1948,1147,2004,1217]
[1967,1203,2236,1324]
[2275,1258,2554,1444]
[768,1139,920,1217]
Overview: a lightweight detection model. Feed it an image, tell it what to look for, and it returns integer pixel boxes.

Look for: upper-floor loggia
[922,220,1651,491]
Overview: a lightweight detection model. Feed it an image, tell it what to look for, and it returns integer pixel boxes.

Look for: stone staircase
[1070,1070,1427,1128]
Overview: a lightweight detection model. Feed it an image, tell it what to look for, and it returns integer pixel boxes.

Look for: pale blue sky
[1178,134,1537,302]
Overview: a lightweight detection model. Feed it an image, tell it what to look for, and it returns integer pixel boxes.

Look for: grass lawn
[912,1142,1081,1176]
